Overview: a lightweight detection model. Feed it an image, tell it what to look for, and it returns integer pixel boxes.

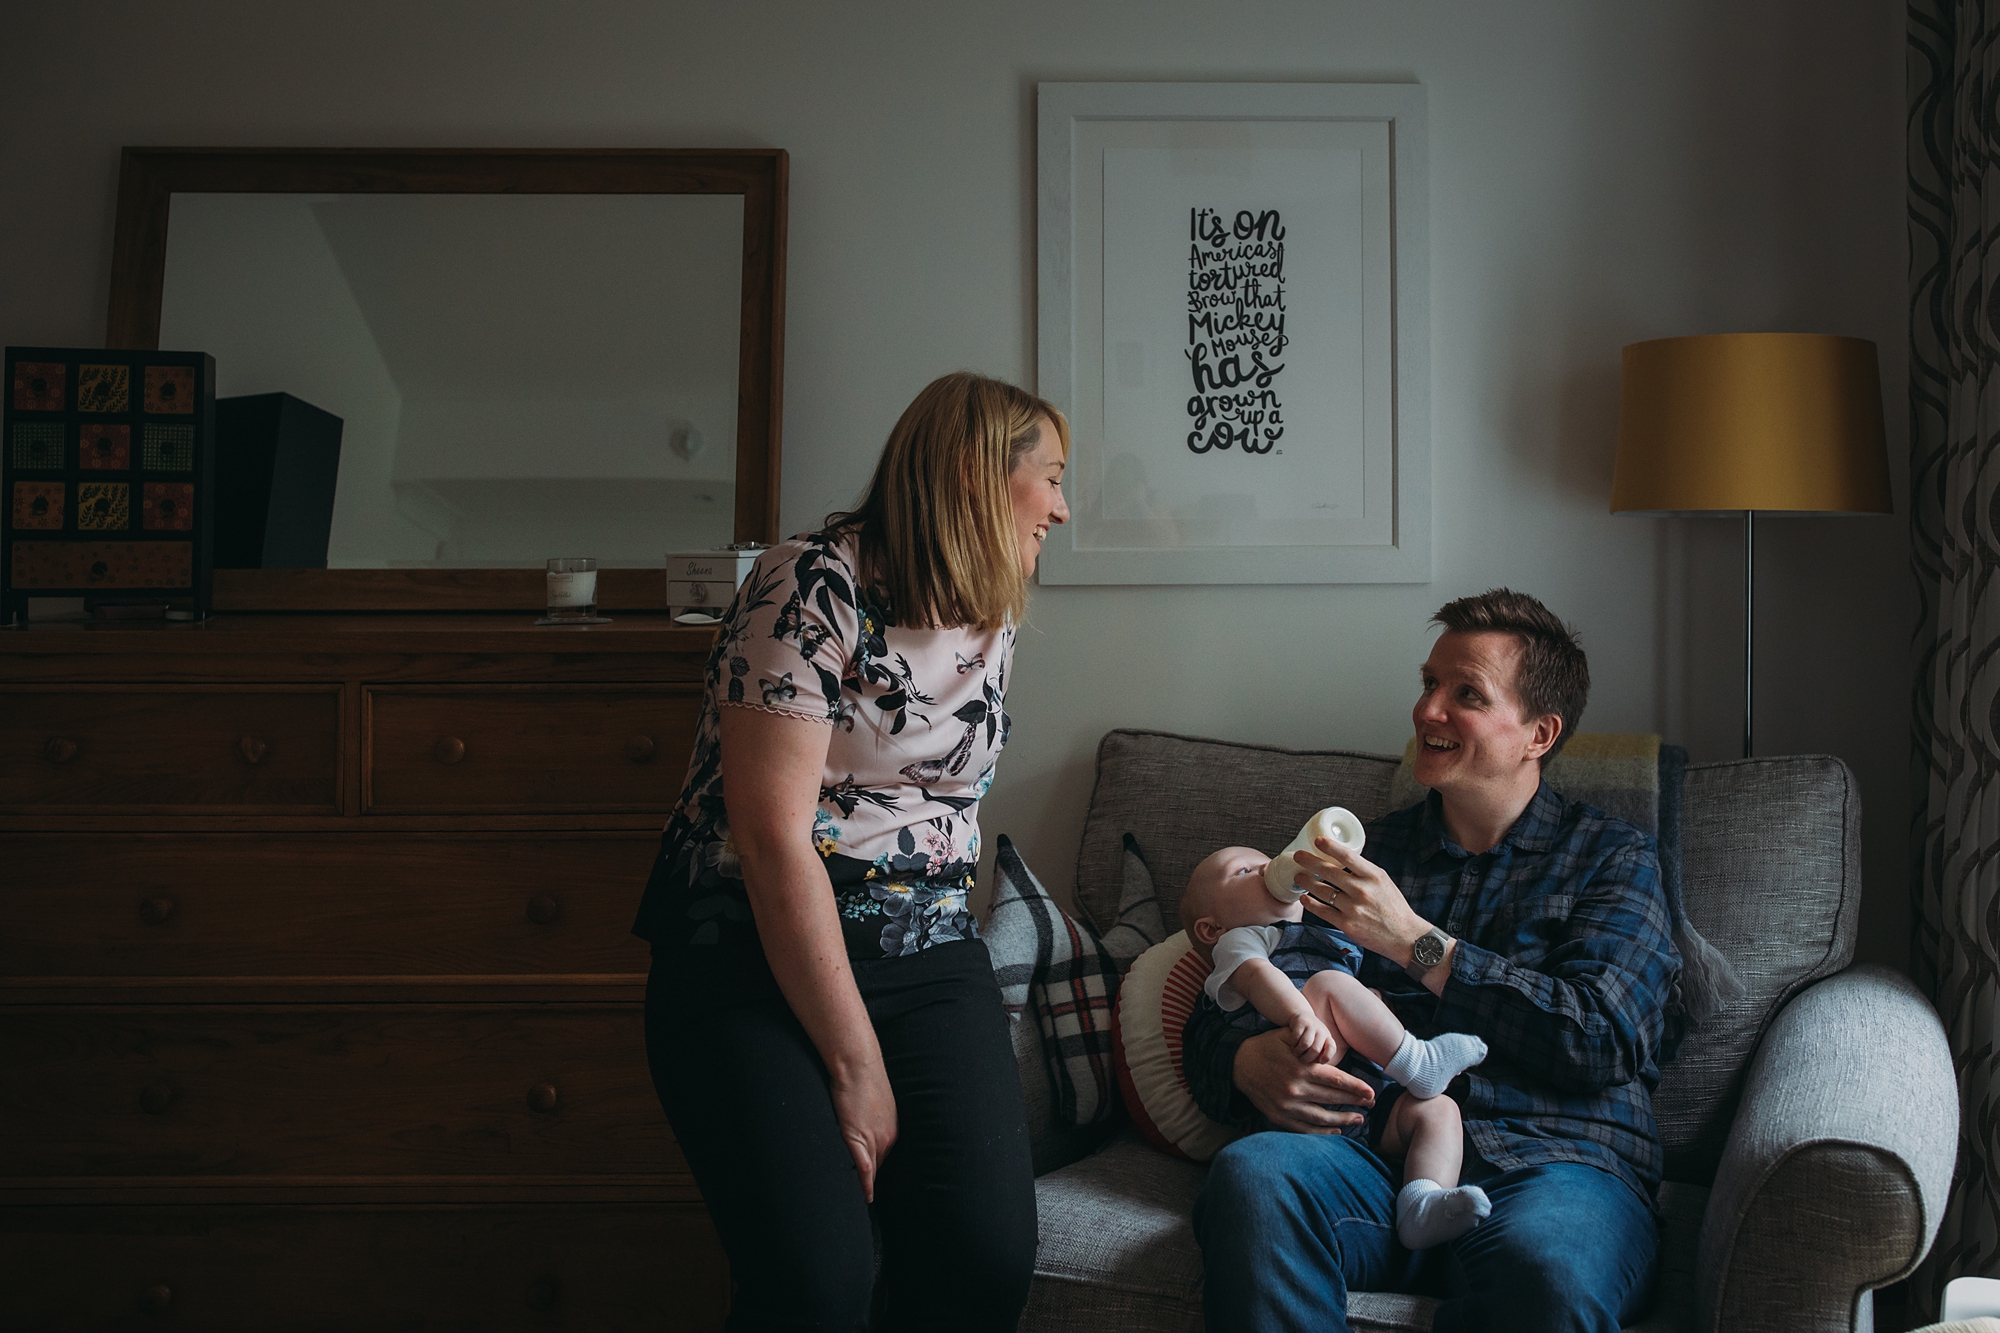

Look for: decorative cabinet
[0,615,725,1331]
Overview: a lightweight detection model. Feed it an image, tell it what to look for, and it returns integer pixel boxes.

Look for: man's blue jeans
[1193,1132,1658,1333]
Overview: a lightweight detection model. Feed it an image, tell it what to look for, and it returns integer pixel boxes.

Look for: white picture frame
[1037,82,1430,585]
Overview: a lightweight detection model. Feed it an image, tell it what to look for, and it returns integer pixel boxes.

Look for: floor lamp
[1610,334,1891,759]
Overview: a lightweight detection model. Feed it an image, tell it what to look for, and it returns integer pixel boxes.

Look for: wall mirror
[107,148,786,611]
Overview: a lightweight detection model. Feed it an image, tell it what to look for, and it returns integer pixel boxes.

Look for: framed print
[1037,82,1430,584]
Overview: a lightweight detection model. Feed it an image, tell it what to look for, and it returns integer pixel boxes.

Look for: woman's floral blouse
[631,531,1014,960]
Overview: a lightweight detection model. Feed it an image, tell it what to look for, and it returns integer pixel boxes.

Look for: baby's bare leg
[1384,1091,1463,1189]
[1382,1093,1491,1250]
[1301,969,1404,1068]
[1302,969,1488,1098]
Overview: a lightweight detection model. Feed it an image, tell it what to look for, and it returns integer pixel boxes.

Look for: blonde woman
[635,372,1070,1331]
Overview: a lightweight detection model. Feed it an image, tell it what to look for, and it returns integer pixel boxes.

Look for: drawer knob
[139,1080,177,1115]
[625,734,656,763]
[238,734,268,765]
[434,736,466,764]
[141,1284,173,1316]
[527,893,562,925]
[527,1081,560,1114]
[140,896,177,926]
[526,1276,560,1311]
[43,737,77,764]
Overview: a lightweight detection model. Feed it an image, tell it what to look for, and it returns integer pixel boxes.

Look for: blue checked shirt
[1185,781,1682,1203]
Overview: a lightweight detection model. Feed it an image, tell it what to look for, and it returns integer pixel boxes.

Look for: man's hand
[1296,835,1428,964]
[1288,1011,1335,1065]
[1232,1028,1375,1133]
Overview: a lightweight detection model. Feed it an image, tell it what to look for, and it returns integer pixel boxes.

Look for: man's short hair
[1431,588,1590,765]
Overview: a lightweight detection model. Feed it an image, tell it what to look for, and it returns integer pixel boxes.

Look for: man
[1189,589,1682,1333]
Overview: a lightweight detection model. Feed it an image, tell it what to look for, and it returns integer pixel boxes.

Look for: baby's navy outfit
[1183,918,1383,1134]
[1203,920,1362,1009]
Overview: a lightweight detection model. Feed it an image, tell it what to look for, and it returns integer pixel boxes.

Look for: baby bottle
[1264,807,1366,903]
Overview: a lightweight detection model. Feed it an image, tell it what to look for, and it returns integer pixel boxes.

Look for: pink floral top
[632,531,1015,958]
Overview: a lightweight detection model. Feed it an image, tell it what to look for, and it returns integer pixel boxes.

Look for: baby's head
[1180,845,1303,959]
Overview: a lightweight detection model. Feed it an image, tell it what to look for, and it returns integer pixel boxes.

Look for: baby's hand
[1289,1012,1334,1064]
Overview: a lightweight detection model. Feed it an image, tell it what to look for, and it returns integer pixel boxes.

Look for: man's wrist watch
[1408,926,1451,975]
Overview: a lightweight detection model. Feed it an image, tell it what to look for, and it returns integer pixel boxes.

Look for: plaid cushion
[1099,833,1166,969]
[985,835,1123,1125]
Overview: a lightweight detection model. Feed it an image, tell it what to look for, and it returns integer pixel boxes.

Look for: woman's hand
[1294,835,1428,965]
[1232,1027,1375,1133]
[829,1060,899,1203]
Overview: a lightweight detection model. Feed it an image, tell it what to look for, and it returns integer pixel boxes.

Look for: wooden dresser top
[0,614,720,658]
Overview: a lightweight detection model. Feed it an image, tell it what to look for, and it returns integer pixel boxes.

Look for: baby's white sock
[1381,1031,1487,1099]
[1396,1178,1491,1250]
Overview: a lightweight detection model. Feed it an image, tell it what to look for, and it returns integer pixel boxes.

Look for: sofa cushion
[1651,757,1862,1183]
[1101,832,1169,965]
[1074,731,1399,936]
[988,834,1124,1125]
[1012,985,1114,1178]
[1027,1129,1208,1333]
[1113,931,1240,1161]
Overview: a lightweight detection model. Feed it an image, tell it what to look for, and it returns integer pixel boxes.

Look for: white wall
[0,0,1911,968]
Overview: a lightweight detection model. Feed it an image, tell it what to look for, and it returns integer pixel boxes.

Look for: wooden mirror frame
[106,147,786,612]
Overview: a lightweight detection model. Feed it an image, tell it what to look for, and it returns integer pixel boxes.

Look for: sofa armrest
[1696,965,1958,1333]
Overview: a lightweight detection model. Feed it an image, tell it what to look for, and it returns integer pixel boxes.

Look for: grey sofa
[1013,731,1959,1333]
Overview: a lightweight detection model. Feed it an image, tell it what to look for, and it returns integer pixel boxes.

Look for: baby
[1180,842,1493,1250]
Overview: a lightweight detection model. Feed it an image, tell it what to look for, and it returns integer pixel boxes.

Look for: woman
[635,371,1071,1331]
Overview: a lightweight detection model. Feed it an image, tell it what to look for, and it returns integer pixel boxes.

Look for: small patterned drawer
[364,685,699,814]
[0,1004,683,1181]
[0,686,340,813]
[3,346,214,622]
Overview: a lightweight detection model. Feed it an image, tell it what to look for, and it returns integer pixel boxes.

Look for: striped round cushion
[1110,930,1243,1161]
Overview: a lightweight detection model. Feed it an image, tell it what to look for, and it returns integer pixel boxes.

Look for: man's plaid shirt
[1186,781,1682,1203]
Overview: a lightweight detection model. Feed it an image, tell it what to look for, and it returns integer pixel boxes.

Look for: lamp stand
[1742,509,1754,760]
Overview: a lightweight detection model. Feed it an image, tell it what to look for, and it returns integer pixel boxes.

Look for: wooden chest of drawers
[1,686,343,812]
[0,615,723,1331]
[362,685,701,813]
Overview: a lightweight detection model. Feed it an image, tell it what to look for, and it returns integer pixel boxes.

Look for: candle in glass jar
[547,563,597,609]
[540,557,605,625]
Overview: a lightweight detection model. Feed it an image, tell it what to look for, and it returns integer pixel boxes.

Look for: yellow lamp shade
[1610,333,1891,514]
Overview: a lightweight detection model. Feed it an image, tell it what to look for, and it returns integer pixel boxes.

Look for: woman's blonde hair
[826,371,1070,630]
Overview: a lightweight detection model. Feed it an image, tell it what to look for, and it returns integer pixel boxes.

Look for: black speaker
[213,392,343,569]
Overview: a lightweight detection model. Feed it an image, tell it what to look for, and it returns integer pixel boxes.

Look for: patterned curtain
[1912,0,2000,1315]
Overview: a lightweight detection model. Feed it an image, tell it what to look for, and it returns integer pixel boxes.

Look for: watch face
[1413,931,1446,967]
